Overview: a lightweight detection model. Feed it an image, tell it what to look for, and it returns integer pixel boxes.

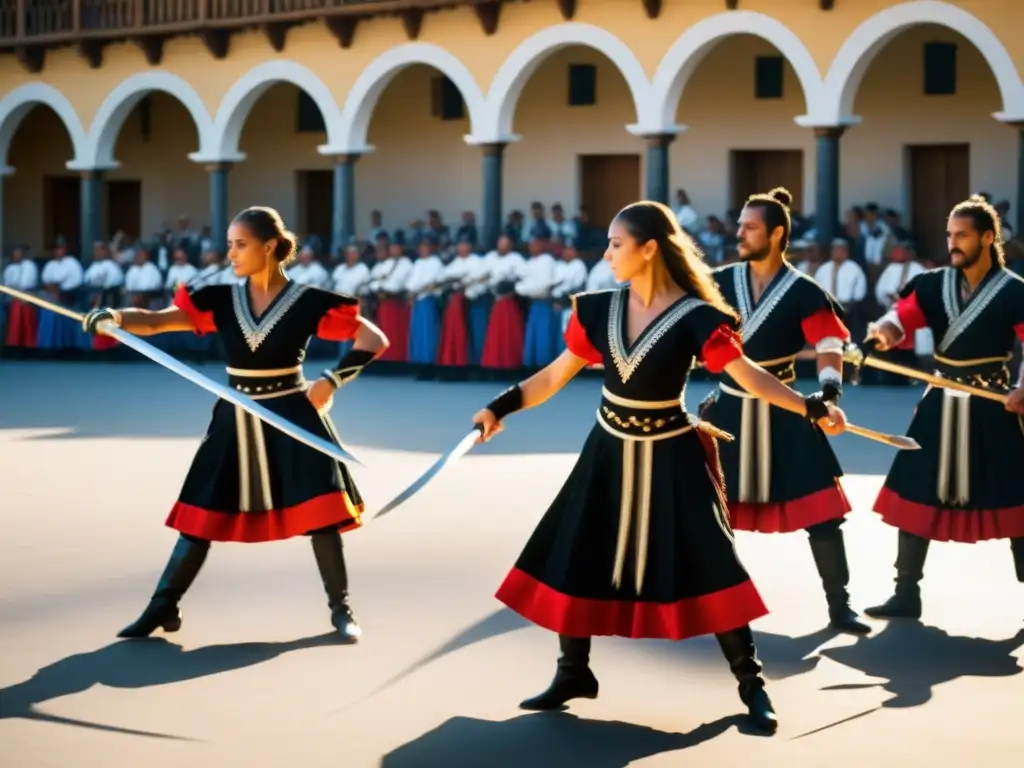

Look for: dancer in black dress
[702,187,869,635]
[862,196,1024,619]
[82,206,389,643]
[472,201,847,733]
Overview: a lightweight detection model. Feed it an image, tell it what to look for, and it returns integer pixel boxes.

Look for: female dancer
[81,206,388,643]
[472,201,846,733]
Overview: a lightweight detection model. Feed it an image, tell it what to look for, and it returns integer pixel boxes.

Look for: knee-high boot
[716,625,778,733]
[310,529,361,643]
[519,634,598,711]
[864,530,930,619]
[807,522,871,634]
[118,534,210,638]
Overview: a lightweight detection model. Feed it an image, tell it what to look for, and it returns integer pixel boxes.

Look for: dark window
[754,56,784,99]
[431,76,465,120]
[568,64,597,106]
[924,42,957,95]
[296,91,325,133]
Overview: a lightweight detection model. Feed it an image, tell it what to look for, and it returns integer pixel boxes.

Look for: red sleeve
[172,285,216,335]
[564,311,602,365]
[894,290,928,336]
[1015,322,1024,344]
[701,323,744,374]
[800,308,850,346]
[316,302,361,341]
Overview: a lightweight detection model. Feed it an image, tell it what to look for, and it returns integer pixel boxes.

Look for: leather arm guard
[82,308,121,334]
[485,384,524,421]
[321,349,376,390]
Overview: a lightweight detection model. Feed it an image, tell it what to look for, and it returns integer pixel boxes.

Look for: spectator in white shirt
[82,242,125,307]
[549,204,578,246]
[859,203,892,270]
[164,247,199,293]
[287,245,330,287]
[674,189,699,235]
[551,239,589,348]
[870,243,932,383]
[37,240,85,350]
[1,246,39,348]
[332,245,372,297]
[124,247,164,308]
[814,239,868,342]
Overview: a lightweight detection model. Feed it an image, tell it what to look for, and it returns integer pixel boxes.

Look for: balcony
[0,0,510,71]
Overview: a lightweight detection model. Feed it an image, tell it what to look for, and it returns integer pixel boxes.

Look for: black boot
[311,530,361,643]
[716,625,778,733]
[519,635,599,711]
[807,523,871,634]
[118,535,210,638]
[864,531,929,619]
[1011,538,1024,583]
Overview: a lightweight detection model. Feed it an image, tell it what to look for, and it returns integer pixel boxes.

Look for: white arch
[335,43,486,153]
[205,61,344,162]
[73,72,214,170]
[0,84,88,170]
[822,0,1024,125]
[651,12,827,129]
[475,23,658,142]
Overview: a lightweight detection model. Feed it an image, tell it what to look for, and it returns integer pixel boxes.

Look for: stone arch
[335,43,486,153]
[477,23,657,142]
[0,83,88,170]
[206,61,344,162]
[651,11,827,129]
[74,72,214,170]
[822,0,1024,124]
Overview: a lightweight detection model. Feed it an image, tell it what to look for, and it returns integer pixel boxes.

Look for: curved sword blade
[372,425,484,520]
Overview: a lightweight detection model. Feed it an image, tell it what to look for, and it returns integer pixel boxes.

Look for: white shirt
[676,205,700,232]
[2,260,38,291]
[124,262,163,292]
[859,219,891,265]
[487,251,527,290]
[552,258,588,299]
[83,260,124,289]
[813,260,867,304]
[874,260,926,309]
[405,254,445,297]
[549,219,578,244]
[369,257,413,293]
[441,254,487,300]
[332,262,371,296]
[586,260,621,292]
[287,262,330,287]
[190,264,237,289]
[41,256,83,291]
[515,253,557,299]
[164,263,198,290]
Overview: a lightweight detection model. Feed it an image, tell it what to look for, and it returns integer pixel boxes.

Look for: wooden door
[909,144,969,264]
[43,176,80,254]
[299,170,333,249]
[106,180,142,242]
[731,150,804,214]
[579,154,641,230]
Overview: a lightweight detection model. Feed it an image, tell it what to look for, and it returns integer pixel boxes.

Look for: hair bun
[967,194,987,204]
[769,187,793,208]
[275,229,298,263]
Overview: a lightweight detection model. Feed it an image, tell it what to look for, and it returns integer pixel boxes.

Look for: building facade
[1,0,1022,261]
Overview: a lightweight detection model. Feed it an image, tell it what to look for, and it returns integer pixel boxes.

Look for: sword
[0,285,366,468]
[372,425,484,519]
[845,423,918,450]
[844,340,1009,404]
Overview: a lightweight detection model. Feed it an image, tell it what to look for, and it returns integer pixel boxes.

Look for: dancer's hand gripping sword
[0,285,365,467]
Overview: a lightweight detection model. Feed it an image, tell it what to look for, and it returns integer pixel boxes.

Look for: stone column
[814,127,845,253]
[206,162,232,255]
[643,133,675,205]
[481,142,506,251]
[80,170,104,263]
[332,154,359,256]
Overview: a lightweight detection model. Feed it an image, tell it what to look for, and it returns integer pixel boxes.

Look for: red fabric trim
[376,299,410,362]
[166,491,363,543]
[92,334,118,351]
[729,483,852,533]
[800,307,851,346]
[1014,321,1024,344]
[701,324,744,374]
[873,486,1024,543]
[481,296,524,369]
[172,284,217,335]
[4,301,38,348]
[894,290,927,337]
[316,302,360,342]
[564,310,601,365]
[437,293,469,367]
[495,568,768,640]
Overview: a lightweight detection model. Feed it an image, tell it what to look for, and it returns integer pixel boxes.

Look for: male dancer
[703,187,869,634]
[863,195,1024,618]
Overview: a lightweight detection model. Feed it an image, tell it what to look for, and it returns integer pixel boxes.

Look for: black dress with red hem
[494,288,769,641]
[702,262,852,534]
[874,266,1024,543]
[167,280,365,544]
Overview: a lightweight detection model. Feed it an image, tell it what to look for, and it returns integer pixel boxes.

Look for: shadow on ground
[1,361,922,471]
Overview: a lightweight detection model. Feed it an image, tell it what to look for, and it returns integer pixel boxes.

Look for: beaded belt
[225,365,307,400]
